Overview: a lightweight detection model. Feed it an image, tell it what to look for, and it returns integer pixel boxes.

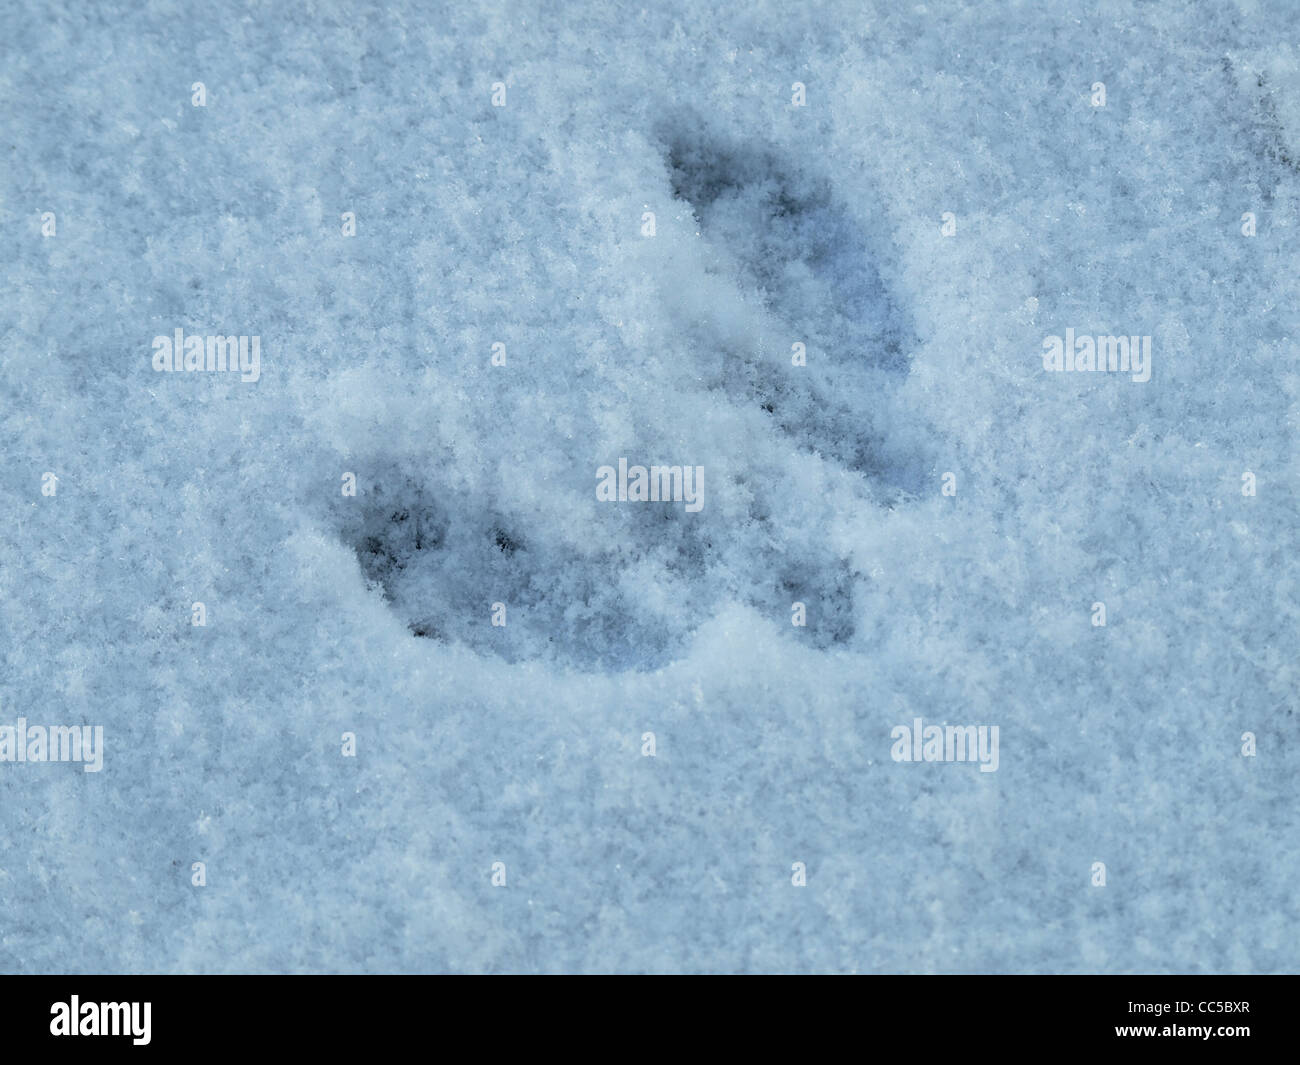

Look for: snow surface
[0,0,1296,973]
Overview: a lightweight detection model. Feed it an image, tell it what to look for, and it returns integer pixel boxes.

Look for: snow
[0,0,1296,973]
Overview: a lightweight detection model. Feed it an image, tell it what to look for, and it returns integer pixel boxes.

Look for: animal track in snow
[661,117,920,490]
[337,121,920,671]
